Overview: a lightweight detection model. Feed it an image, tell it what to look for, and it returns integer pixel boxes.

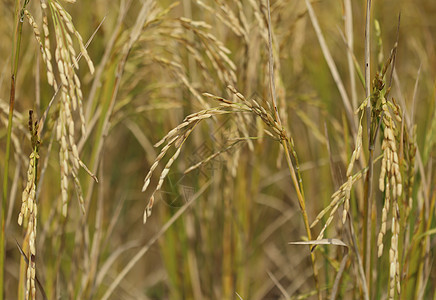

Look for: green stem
[363,0,372,293]
[287,136,306,199]
[1,1,26,297]
[281,139,320,295]
[363,147,374,289]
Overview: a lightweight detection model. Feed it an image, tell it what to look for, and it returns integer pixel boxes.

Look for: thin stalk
[347,212,370,300]
[1,1,26,297]
[287,136,306,199]
[344,0,357,110]
[363,0,372,292]
[282,139,318,278]
[265,0,319,298]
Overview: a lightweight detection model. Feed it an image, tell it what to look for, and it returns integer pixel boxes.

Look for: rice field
[0,0,435,299]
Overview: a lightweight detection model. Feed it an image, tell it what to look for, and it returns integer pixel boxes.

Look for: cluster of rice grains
[309,91,367,241]
[141,92,246,223]
[19,1,95,298]
[374,73,404,299]
[310,114,364,240]
[141,85,290,223]
[17,112,40,300]
[138,13,237,109]
[25,0,95,217]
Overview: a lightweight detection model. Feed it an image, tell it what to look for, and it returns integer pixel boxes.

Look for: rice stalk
[1,0,31,295]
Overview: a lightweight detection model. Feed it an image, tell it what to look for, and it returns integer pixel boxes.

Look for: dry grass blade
[267,270,290,300]
[344,0,357,110]
[330,253,349,300]
[266,0,280,124]
[304,0,356,135]
[235,292,244,300]
[346,213,370,300]
[289,238,348,248]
